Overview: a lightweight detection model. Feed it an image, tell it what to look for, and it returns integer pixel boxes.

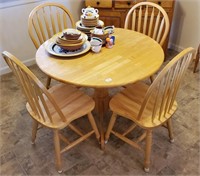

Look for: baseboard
[0,58,36,76]
[168,43,185,52]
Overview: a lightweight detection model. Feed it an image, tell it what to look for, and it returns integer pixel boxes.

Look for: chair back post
[124,2,170,46]
[2,51,67,126]
[28,2,75,49]
[137,48,195,123]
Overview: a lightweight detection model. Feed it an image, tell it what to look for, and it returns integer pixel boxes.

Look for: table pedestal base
[94,88,110,150]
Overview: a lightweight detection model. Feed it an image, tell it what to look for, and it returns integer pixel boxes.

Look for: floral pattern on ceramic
[82,6,99,19]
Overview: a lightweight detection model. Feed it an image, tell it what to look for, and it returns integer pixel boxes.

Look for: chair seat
[106,48,195,172]
[27,84,95,129]
[110,82,178,128]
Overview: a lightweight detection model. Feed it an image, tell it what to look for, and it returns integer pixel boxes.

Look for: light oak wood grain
[124,2,170,48]
[28,2,75,88]
[36,28,164,88]
[2,51,100,173]
[36,27,164,149]
[124,1,170,82]
[85,0,175,54]
[105,47,195,172]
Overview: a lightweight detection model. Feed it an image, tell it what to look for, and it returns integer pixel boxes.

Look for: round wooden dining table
[36,28,164,149]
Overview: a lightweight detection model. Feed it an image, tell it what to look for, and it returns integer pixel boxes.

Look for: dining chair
[125,2,169,47]
[193,44,200,73]
[2,51,100,173]
[28,2,75,88]
[105,47,195,172]
[124,2,170,82]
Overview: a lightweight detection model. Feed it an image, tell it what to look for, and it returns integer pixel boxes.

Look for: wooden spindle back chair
[3,51,66,127]
[105,47,195,172]
[124,2,170,46]
[28,2,75,88]
[28,2,75,49]
[2,51,100,173]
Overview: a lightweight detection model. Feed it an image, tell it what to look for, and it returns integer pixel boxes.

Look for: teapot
[82,6,99,18]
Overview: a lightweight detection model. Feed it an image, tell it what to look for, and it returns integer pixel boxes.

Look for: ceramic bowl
[90,30,109,44]
[56,34,83,44]
[62,29,81,40]
[56,37,85,51]
[63,33,81,40]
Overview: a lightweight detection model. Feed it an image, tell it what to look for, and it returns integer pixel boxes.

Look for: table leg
[93,88,110,150]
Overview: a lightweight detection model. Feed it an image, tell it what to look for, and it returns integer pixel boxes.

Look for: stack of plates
[81,15,99,27]
[56,29,86,51]
[76,20,104,40]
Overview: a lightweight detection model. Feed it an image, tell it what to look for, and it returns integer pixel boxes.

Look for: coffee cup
[90,37,103,53]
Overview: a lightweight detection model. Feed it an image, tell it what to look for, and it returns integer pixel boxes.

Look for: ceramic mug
[90,37,103,53]
[104,25,115,34]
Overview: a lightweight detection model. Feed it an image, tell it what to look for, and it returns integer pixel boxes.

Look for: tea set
[55,6,115,54]
[80,6,115,53]
[90,25,115,53]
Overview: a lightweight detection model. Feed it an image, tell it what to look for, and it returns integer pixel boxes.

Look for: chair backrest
[137,48,195,123]
[2,51,66,126]
[28,2,75,49]
[124,2,170,46]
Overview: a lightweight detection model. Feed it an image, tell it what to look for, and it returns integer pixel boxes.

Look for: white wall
[169,0,200,51]
[0,0,84,75]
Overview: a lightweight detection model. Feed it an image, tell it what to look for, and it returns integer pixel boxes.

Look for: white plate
[44,40,91,57]
[44,32,91,57]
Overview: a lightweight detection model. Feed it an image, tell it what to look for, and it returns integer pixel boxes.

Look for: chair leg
[144,130,152,173]
[87,112,100,140]
[150,76,154,83]
[193,45,200,73]
[167,119,174,143]
[105,113,117,143]
[53,130,62,173]
[46,76,51,89]
[193,55,199,73]
[31,120,38,144]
